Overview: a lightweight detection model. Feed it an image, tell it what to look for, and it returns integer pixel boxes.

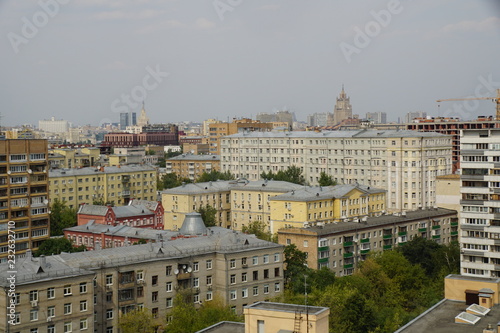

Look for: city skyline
[1,1,500,126]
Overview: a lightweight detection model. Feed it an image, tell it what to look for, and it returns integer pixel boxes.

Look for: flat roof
[396,299,500,333]
[246,301,329,316]
[226,129,449,139]
[195,321,244,333]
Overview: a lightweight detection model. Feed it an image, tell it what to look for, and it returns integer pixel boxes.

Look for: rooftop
[49,164,156,177]
[246,301,329,316]
[396,299,500,333]
[278,208,457,236]
[167,154,220,161]
[225,129,449,139]
[65,221,176,240]
[437,174,461,180]
[195,321,245,333]
[271,184,385,202]
[162,179,305,195]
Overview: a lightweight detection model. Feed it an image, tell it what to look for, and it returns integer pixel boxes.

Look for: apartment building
[208,118,273,155]
[162,179,303,231]
[460,129,500,279]
[0,139,50,261]
[165,154,220,181]
[269,184,386,233]
[220,129,452,212]
[49,165,157,208]
[277,208,458,276]
[230,180,303,232]
[77,199,164,229]
[0,213,284,332]
[0,250,96,333]
[48,147,100,169]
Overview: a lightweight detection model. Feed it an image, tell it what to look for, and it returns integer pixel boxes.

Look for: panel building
[0,139,50,261]
[220,129,452,212]
[0,213,284,332]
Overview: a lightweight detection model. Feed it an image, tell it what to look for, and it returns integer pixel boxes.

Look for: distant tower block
[137,102,150,128]
[333,85,353,125]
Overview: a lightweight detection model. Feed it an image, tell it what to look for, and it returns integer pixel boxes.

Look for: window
[80,282,87,294]
[263,254,269,264]
[304,240,309,247]
[48,325,55,333]
[152,291,158,302]
[80,318,88,330]
[193,277,199,288]
[106,327,113,333]
[252,256,258,265]
[152,308,158,319]
[152,275,158,286]
[29,290,38,301]
[242,272,247,282]
[206,260,213,270]
[194,294,200,303]
[80,300,88,312]
[166,297,173,308]
[264,284,269,294]
[230,274,236,284]
[166,282,172,292]
[274,267,280,277]
[48,306,55,318]
[47,287,55,299]
[166,266,172,276]
[193,262,199,272]
[230,290,237,300]
[106,309,114,319]
[31,328,39,333]
[264,269,269,279]
[206,291,213,301]
[64,303,72,315]
[230,259,236,268]
[106,275,113,285]
[64,322,72,333]
[206,276,212,285]
[253,270,258,281]
[242,288,248,299]
[253,286,259,296]
[30,309,38,321]
[275,282,281,292]
[106,292,113,302]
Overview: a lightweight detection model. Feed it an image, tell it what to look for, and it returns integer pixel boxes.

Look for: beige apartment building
[48,147,100,169]
[278,208,458,276]
[0,139,50,261]
[220,129,452,212]
[0,213,284,332]
[49,165,157,208]
[165,153,220,181]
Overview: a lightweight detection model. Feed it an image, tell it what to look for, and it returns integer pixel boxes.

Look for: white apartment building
[38,117,70,133]
[460,129,500,278]
[220,130,452,212]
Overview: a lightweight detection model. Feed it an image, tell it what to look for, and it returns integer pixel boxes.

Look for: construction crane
[436,89,500,120]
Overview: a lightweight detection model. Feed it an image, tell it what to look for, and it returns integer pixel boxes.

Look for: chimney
[39,255,46,270]
[484,324,496,333]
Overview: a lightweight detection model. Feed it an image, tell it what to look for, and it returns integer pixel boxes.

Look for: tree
[284,244,310,293]
[318,171,336,186]
[158,173,192,190]
[196,204,218,227]
[196,170,235,183]
[242,220,275,242]
[119,309,157,333]
[50,199,77,236]
[35,237,86,257]
[261,165,305,185]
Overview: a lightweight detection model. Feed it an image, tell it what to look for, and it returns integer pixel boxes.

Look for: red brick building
[77,199,164,229]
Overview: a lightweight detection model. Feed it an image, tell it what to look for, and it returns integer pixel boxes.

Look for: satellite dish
[182,265,187,270]
[28,169,32,174]
[7,171,11,175]
[174,269,179,275]
[187,267,192,273]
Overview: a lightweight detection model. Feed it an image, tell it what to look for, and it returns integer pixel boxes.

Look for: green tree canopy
[119,309,157,333]
[318,171,337,186]
[157,173,192,191]
[283,244,310,293]
[196,170,235,183]
[35,237,86,257]
[241,220,275,242]
[49,199,77,236]
[196,204,218,227]
[261,165,305,185]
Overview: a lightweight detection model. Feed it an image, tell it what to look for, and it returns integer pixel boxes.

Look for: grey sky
[1,0,499,126]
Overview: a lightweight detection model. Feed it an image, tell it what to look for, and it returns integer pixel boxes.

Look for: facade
[269,184,386,233]
[333,86,353,125]
[366,111,387,124]
[405,111,427,123]
[0,139,50,261]
[137,106,150,127]
[230,180,304,232]
[49,165,157,208]
[277,208,458,276]
[48,147,100,169]
[460,129,500,279]
[307,112,329,127]
[120,112,137,130]
[220,129,452,212]
[38,117,70,133]
[436,174,461,211]
[0,214,285,332]
[77,199,164,229]
[208,118,274,155]
[165,154,220,181]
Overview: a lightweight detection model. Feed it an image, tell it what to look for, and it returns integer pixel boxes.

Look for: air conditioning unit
[31,301,38,308]
[137,279,145,285]
[47,317,52,322]
[106,285,112,290]
[208,285,212,291]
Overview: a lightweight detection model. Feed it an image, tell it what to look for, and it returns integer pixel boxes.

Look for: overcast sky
[1,0,500,127]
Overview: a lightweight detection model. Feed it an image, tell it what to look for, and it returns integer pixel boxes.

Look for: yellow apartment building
[0,139,50,260]
[48,147,100,169]
[165,153,220,182]
[270,184,386,233]
[49,165,157,208]
[230,179,303,232]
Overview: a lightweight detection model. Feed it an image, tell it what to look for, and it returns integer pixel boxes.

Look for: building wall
[0,139,50,260]
[220,131,452,212]
[436,175,460,211]
[445,275,500,305]
[49,166,157,208]
[165,156,220,181]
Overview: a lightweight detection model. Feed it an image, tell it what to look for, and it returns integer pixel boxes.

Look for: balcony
[318,246,329,252]
[360,238,370,244]
[398,231,407,236]
[343,241,353,247]
[121,191,131,197]
[418,228,427,232]
[451,221,458,226]
[177,272,192,280]
[432,225,441,230]
[383,234,392,239]
[343,264,353,269]
[451,231,458,236]
[343,252,354,258]
[360,249,370,255]
[318,257,329,263]
[383,244,392,250]
[432,235,441,239]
